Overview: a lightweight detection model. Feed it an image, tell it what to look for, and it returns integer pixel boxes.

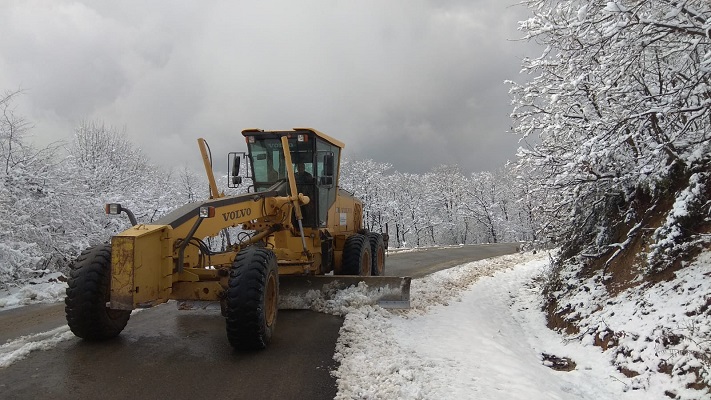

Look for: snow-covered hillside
[1,251,709,399]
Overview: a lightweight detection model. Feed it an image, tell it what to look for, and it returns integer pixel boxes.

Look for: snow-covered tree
[0,110,206,287]
[340,158,393,233]
[66,120,150,194]
[428,165,470,245]
[462,171,505,243]
[509,0,711,272]
[339,159,537,248]
[509,166,554,245]
[179,165,202,204]
[0,91,64,285]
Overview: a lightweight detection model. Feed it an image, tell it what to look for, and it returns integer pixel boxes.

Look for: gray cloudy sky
[0,0,537,175]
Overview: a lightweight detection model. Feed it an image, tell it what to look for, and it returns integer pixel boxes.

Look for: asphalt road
[386,243,520,278]
[0,243,519,400]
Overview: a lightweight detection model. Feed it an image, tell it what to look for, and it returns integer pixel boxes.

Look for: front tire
[225,247,279,350]
[367,232,386,276]
[65,244,131,340]
[341,234,372,276]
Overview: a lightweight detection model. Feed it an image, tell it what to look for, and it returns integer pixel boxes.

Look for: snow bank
[0,272,67,310]
[327,252,699,399]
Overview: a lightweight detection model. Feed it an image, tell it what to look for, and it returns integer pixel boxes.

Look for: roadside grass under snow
[549,252,711,399]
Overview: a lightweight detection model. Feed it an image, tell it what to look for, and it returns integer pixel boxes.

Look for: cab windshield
[247,135,314,192]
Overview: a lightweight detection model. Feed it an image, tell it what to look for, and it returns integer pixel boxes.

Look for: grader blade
[278,276,412,310]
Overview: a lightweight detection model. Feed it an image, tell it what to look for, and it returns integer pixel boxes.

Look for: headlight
[199,206,215,218]
[105,203,122,215]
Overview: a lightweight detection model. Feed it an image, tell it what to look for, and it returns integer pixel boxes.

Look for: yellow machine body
[107,128,407,311]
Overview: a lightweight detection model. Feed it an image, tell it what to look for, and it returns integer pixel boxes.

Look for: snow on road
[0,325,73,368]
[1,251,705,399]
[330,253,660,400]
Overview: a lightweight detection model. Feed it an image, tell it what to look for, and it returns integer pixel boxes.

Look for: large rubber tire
[225,247,279,350]
[65,244,131,340]
[341,234,372,276]
[367,232,386,276]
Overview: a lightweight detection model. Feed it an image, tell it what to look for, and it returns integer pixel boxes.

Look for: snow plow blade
[278,276,412,310]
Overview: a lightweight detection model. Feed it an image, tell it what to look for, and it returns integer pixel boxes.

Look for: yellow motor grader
[64,128,410,350]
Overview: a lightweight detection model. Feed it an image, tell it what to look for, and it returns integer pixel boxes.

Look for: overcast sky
[0,0,538,175]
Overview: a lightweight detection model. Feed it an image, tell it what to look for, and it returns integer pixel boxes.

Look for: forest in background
[0,93,544,288]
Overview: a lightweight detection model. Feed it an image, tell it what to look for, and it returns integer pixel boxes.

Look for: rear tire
[341,234,372,276]
[65,244,131,340]
[225,247,279,350]
[367,232,386,276]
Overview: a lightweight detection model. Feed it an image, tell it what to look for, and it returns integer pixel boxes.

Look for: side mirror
[324,153,334,177]
[315,150,335,188]
[228,152,245,187]
[232,168,242,186]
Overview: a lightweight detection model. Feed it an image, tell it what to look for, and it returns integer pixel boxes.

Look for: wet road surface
[0,243,519,400]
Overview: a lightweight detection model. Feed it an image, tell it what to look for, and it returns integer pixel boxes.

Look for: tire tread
[65,244,130,340]
[367,232,386,276]
[341,234,371,275]
[225,247,278,350]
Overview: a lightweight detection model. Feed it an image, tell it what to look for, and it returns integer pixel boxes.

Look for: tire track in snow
[0,325,74,368]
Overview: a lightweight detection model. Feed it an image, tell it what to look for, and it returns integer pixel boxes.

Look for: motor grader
[64,128,410,350]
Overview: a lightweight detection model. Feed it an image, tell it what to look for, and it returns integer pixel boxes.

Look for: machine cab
[237,128,343,228]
